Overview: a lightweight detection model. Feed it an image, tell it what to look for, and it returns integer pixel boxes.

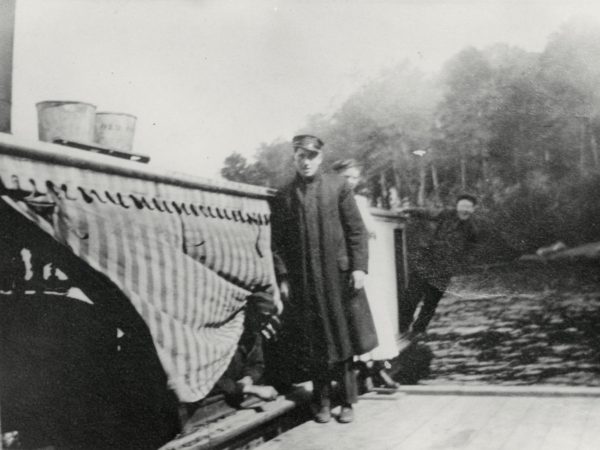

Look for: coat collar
[293,169,322,186]
[291,170,325,212]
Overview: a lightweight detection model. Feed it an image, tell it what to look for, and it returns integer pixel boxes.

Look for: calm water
[421,262,600,386]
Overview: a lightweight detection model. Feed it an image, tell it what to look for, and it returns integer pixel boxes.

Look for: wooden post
[417,157,426,206]
[460,155,467,190]
[392,157,402,201]
[379,172,387,209]
[0,3,16,445]
[0,0,16,133]
[579,116,587,173]
[590,130,599,169]
[481,146,490,183]
[431,161,439,202]
[582,116,598,169]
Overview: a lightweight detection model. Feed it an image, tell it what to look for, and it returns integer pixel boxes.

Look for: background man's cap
[456,193,478,205]
[292,135,324,153]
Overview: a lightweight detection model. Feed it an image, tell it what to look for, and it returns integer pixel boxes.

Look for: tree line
[222,18,600,253]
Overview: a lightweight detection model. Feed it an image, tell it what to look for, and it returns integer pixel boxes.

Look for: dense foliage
[222,19,600,252]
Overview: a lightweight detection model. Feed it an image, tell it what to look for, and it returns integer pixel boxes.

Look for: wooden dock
[258,385,600,450]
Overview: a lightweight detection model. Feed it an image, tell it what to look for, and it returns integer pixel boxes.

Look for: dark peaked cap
[292,135,324,152]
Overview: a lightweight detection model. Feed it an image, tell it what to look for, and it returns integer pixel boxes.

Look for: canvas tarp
[0,146,277,402]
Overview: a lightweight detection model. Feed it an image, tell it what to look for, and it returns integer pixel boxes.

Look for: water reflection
[421,263,600,385]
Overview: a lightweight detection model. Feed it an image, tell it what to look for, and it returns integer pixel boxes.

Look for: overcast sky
[10,0,600,178]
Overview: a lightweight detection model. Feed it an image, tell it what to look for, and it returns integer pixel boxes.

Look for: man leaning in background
[398,194,480,346]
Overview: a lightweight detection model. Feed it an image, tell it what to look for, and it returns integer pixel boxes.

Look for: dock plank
[461,396,534,450]
[577,399,600,450]
[500,396,563,450]
[161,395,299,450]
[409,395,508,449]
[399,395,501,449]
[260,394,454,450]
[398,385,600,397]
[258,389,600,450]
[539,398,593,450]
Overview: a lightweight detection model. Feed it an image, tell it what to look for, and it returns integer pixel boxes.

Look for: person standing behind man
[332,159,399,390]
[270,135,373,424]
[398,194,480,346]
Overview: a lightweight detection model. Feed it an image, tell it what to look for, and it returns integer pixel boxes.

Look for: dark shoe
[314,405,331,423]
[338,405,354,424]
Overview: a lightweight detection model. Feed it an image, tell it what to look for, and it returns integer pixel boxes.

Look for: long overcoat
[270,172,371,372]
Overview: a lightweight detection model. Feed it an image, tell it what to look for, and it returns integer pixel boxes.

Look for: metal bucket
[94,112,136,152]
[36,101,97,143]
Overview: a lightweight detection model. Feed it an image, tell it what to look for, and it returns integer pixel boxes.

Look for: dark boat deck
[258,385,600,450]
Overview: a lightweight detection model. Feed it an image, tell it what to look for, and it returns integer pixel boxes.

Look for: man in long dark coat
[270,134,372,424]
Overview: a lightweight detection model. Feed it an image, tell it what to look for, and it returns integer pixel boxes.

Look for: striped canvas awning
[0,136,278,402]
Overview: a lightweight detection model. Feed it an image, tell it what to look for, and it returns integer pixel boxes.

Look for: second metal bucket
[94,112,137,152]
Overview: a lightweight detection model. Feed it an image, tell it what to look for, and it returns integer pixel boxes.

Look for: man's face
[339,166,361,190]
[293,148,322,178]
[456,199,476,221]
